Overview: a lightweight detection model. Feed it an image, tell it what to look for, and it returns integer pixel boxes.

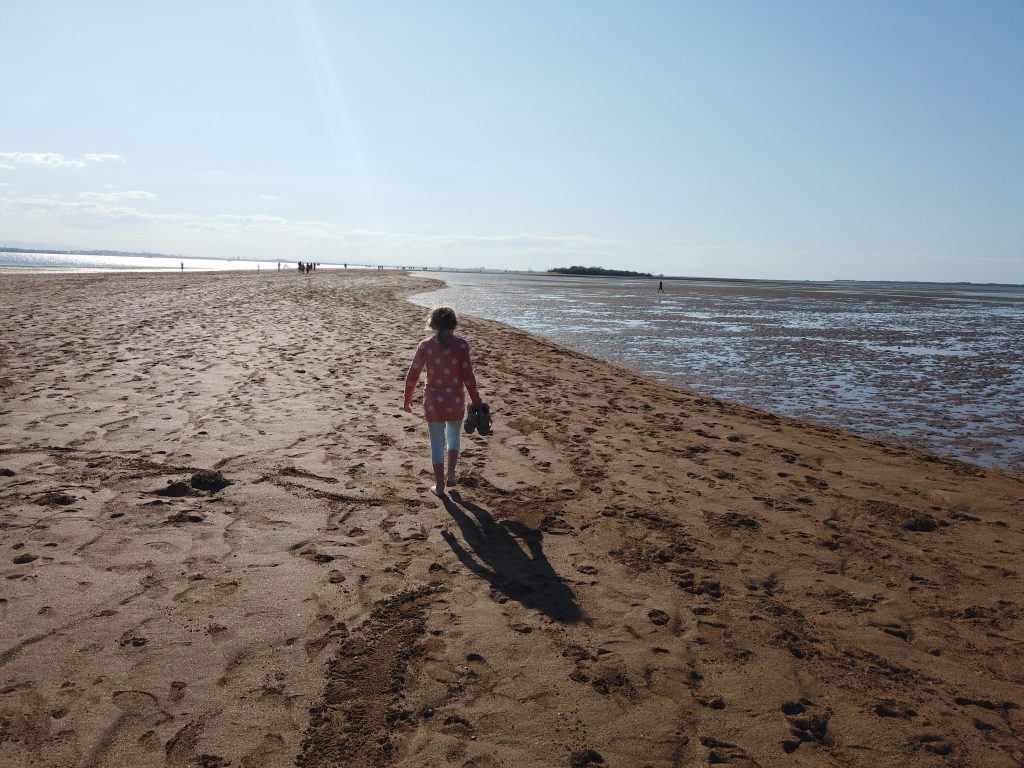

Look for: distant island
[548,266,655,278]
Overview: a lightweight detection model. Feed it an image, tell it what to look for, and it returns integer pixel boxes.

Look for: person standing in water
[403,307,483,497]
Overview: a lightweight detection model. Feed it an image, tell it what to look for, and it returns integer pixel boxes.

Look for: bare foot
[446,474,456,486]
[430,484,447,498]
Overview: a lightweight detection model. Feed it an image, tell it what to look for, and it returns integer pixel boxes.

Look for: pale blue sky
[2,1,1021,281]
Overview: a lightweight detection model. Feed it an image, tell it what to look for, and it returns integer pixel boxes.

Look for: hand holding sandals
[464,402,492,436]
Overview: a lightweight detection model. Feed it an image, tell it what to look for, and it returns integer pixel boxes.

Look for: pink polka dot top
[404,335,482,422]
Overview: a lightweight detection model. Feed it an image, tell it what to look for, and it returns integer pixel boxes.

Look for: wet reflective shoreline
[411,273,1024,470]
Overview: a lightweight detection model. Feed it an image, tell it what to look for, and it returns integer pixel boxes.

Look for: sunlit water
[0,251,341,272]
[410,272,1024,471]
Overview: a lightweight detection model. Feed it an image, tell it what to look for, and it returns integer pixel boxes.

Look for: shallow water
[411,272,1024,470]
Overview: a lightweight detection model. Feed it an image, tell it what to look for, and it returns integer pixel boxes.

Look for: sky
[1,1,1022,282]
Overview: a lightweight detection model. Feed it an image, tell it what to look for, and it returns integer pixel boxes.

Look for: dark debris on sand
[153,481,198,498]
[190,470,232,492]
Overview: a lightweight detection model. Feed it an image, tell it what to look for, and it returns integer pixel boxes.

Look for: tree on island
[548,265,654,278]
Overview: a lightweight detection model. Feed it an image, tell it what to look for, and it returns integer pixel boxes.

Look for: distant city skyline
[2,1,1022,282]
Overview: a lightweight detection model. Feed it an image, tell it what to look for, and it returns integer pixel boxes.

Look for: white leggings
[427,420,461,464]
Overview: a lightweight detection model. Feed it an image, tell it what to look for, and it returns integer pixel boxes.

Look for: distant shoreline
[3,247,1021,287]
[0,245,181,259]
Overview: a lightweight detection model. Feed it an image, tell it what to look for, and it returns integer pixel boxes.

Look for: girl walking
[404,307,483,497]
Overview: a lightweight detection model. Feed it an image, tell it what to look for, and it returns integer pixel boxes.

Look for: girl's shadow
[440,491,582,624]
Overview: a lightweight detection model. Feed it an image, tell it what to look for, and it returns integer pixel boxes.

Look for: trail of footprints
[3,273,1023,766]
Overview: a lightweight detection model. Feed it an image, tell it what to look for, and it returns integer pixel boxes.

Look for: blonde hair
[427,306,458,350]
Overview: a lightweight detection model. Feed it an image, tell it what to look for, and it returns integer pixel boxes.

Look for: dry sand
[0,270,1021,768]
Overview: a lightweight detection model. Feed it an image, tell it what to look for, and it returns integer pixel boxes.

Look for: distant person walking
[180,262,184,272]
[658,280,664,293]
[404,307,484,497]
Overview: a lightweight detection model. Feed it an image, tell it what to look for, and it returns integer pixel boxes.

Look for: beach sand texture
[1,271,1021,768]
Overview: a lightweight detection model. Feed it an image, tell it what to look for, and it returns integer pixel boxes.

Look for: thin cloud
[79,190,155,201]
[0,194,617,262]
[0,152,87,169]
[0,151,125,170]
[0,196,149,222]
[258,194,280,200]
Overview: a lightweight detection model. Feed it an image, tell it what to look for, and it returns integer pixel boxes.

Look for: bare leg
[431,463,446,497]
[446,449,458,484]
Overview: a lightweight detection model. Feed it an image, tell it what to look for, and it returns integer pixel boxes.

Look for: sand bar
[1,271,1022,767]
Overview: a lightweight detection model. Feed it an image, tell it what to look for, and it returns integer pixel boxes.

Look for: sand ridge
[0,270,1021,767]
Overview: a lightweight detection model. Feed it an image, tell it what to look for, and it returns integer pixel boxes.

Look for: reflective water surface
[411,272,1024,470]
[0,252,332,272]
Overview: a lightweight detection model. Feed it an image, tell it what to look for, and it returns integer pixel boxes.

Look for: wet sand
[1,270,1022,768]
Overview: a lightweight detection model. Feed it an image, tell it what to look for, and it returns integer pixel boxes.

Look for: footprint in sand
[911,732,954,755]
[780,699,831,753]
[299,548,336,564]
[647,609,671,625]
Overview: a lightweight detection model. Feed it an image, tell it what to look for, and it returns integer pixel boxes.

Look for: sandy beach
[1,270,1021,768]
